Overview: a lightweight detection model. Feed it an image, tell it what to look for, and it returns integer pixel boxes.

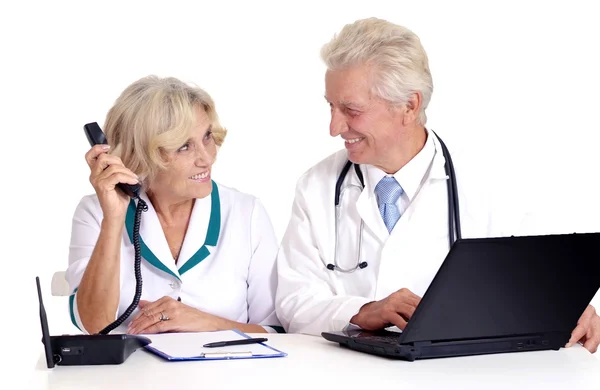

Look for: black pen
[203,337,268,348]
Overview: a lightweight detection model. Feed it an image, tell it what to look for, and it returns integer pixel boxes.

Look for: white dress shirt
[365,130,436,219]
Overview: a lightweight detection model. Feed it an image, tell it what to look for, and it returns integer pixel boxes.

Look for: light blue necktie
[375,176,403,233]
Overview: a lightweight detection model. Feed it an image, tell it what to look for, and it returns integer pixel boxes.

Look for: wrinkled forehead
[324,65,374,107]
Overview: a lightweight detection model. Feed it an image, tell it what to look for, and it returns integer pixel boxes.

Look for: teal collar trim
[69,287,81,331]
[125,180,221,279]
[179,182,221,275]
[270,325,286,334]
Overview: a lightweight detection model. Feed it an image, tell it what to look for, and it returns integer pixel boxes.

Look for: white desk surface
[28,333,600,389]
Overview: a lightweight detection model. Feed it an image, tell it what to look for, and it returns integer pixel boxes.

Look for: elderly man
[274,17,599,353]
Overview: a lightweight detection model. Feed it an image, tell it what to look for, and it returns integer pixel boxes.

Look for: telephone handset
[83,122,141,199]
[83,122,147,335]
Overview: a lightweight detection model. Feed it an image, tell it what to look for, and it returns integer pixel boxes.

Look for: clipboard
[143,329,287,361]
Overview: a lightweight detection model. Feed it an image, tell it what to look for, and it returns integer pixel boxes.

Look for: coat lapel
[386,135,450,247]
[124,181,222,280]
[177,181,221,275]
[374,135,453,299]
[126,192,181,281]
[355,165,389,243]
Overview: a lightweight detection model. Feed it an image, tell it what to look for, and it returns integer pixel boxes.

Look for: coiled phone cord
[97,197,148,335]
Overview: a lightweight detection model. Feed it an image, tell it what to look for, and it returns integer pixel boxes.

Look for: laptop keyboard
[357,334,402,345]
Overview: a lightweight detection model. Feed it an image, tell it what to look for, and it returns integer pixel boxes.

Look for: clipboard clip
[200,351,253,359]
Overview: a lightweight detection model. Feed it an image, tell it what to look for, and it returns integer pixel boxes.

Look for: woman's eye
[204,130,213,140]
[177,143,189,152]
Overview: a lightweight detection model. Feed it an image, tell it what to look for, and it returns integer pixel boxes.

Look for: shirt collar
[365,128,436,201]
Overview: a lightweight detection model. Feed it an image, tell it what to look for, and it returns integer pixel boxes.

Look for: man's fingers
[583,335,599,354]
[387,297,418,319]
[395,302,417,320]
[406,295,421,308]
[582,305,596,321]
[567,323,587,347]
[382,312,408,330]
[392,288,421,308]
[583,315,600,353]
[396,288,420,299]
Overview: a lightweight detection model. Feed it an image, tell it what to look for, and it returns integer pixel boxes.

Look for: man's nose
[330,109,348,137]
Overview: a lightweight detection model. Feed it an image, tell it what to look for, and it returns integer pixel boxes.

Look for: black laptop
[321,233,600,361]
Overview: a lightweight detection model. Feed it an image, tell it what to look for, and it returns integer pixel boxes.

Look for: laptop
[321,232,600,361]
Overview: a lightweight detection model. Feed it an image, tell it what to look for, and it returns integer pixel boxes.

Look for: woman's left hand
[127,296,223,334]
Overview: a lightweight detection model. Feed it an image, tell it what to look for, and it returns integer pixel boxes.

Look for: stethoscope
[327,131,461,273]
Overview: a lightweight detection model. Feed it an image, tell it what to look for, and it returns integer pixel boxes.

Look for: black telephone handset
[82,121,147,335]
[31,123,153,368]
[83,122,141,199]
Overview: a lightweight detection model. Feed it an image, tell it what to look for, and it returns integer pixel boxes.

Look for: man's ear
[403,92,422,125]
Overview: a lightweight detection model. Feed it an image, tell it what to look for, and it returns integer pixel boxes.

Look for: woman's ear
[158,147,173,164]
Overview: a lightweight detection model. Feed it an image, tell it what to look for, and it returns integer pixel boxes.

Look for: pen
[203,337,268,348]
[201,351,253,358]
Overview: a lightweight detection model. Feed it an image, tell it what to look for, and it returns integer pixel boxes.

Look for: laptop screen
[400,233,600,344]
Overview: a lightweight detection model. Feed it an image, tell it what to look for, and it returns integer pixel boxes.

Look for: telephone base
[44,333,151,367]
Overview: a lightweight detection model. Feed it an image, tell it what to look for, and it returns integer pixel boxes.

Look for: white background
[1,0,599,384]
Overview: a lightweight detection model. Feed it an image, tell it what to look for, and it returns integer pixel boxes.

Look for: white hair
[321,17,433,124]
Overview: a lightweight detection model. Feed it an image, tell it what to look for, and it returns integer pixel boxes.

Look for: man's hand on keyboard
[350,288,421,331]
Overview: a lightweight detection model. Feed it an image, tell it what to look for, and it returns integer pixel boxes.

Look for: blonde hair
[104,75,227,184]
[320,17,433,124]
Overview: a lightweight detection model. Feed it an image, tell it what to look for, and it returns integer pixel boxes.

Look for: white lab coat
[275,133,523,335]
[66,181,282,334]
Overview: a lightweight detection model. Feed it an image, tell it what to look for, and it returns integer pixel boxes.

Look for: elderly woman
[66,75,282,335]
